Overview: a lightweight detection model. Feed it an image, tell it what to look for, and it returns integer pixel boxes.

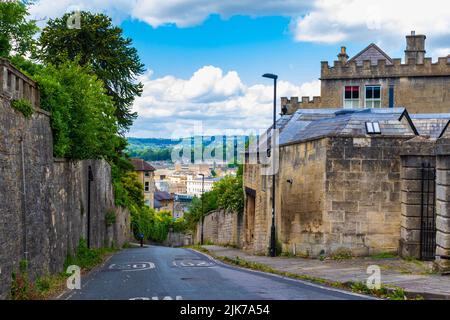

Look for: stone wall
[164,232,193,247]
[436,138,450,271]
[318,56,450,113]
[324,137,405,256]
[281,97,322,114]
[399,137,436,258]
[0,85,130,299]
[243,163,270,254]
[276,139,328,256]
[194,210,243,247]
[275,137,405,257]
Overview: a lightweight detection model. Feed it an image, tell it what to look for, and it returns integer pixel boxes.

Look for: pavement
[202,245,450,300]
[59,245,371,300]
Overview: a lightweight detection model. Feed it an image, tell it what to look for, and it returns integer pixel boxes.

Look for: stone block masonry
[195,210,243,248]
[399,137,436,259]
[244,135,408,258]
[436,138,450,271]
[0,66,130,299]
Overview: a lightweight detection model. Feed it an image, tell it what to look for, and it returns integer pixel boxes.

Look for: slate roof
[348,43,394,66]
[155,191,173,201]
[410,114,450,138]
[154,199,162,209]
[279,108,417,146]
[130,158,156,172]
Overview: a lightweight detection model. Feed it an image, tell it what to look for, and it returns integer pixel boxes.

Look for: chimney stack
[405,31,426,64]
[338,46,349,64]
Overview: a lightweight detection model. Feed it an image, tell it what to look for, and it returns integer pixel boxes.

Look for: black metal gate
[420,163,437,261]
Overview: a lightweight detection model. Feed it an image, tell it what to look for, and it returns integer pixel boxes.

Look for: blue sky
[29,0,450,138]
[121,15,328,85]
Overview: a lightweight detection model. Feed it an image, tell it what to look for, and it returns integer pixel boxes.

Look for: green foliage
[370,252,398,259]
[212,172,244,213]
[0,1,38,57]
[183,193,219,231]
[38,11,145,131]
[11,239,118,300]
[39,62,118,159]
[131,207,181,243]
[105,209,116,227]
[11,98,33,118]
[64,238,117,271]
[127,146,173,162]
[11,57,119,160]
[10,270,35,300]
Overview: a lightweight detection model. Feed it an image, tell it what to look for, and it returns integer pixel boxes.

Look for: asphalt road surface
[62,246,370,300]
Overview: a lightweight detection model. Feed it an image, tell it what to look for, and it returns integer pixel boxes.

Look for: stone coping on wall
[321,57,450,80]
[436,138,450,155]
[280,134,415,148]
[400,137,437,156]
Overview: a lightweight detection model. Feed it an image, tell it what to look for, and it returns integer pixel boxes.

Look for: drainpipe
[20,137,28,266]
[87,165,94,248]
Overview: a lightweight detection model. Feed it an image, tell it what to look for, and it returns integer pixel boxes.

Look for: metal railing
[420,162,437,261]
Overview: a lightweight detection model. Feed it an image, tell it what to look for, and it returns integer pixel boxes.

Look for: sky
[28,0,450,138]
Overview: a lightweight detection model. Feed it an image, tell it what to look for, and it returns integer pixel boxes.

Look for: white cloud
[432,48,450,59]
[292,0,450,45]
[130,66,320,137]
[29,0,312,27]
[29,0,450,51]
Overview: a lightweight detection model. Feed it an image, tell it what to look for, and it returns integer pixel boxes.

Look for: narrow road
[62,246,370,300]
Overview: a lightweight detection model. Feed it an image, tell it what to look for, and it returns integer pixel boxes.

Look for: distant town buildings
[186,175,221,197]
[154,191,174,213]
[132,158,235,218]
[130,158,156,208]
[173,194,194,219]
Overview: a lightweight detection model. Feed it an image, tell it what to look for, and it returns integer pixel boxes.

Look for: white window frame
[343,85,361,109]
[365,85,382,108]
[144,181,150,192]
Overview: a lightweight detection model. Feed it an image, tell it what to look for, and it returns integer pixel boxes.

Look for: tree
[11,56,119,160]
[38,11,145,131]
[0,1,38,57]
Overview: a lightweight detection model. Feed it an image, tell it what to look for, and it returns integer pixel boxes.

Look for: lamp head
[262,73,278,80]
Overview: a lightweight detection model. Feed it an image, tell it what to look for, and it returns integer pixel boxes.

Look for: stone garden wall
[195,209,243,247]
[0,67,130,299]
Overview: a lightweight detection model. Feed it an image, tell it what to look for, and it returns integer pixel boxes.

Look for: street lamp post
[262,73,278,257]
[199,173,205,245]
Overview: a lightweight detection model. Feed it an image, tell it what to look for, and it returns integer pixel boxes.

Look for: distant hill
[126,136,250,163]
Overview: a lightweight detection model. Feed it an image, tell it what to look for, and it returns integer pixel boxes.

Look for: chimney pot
[337,46,349,64]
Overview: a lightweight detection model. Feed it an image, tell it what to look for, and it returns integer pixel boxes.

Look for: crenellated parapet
[0,58,40,109]
[321,57,450,80]
[281,96,322,114]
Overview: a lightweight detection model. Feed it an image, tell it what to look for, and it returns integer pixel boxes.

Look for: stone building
[186,175,221,197]
[173,194,193,219]
[130,158,156,207]
[154,191,174,213]
[282,32,450,114]
[243,107,450,263]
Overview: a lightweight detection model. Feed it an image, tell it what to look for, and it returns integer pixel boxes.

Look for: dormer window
[344,86,360,108]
